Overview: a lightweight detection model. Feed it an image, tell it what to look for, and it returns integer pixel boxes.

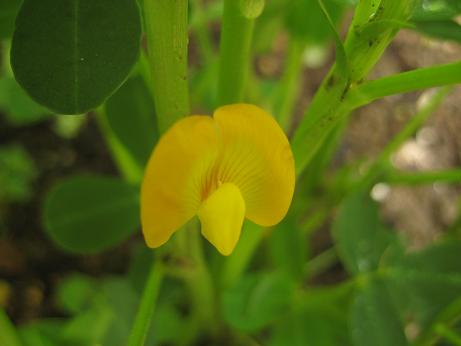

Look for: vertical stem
[127,257,164,346]
[217,0,257,105]
[143,0,190,132]
[275,38,304,130]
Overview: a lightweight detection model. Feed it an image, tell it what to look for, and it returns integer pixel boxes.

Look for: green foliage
[222,272,294,332]
[351,278,408,346]
[0,76,52,126]
[333,191,398,275]
[43,175,140,253]
[0,0,22,39]
[0,145,36,203]
[11,0,142,114]
[105,76,158,168]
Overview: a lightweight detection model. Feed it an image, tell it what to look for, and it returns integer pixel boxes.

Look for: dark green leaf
[413,20,461,43]
[222,272,294,332]
[19,320,67,346]
[386,240,461,329]
[0,0,22,39]
[43,175,140,253]
[0,76,52,126]
[11,0,141,114]
[351,279,408,346]
[105,76,157,167]
[333,190,399,275]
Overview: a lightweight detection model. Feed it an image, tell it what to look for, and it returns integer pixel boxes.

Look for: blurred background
[1,0,461,337]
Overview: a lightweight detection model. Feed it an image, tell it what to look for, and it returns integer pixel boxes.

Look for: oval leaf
[11,0,141,114]
[43,175,140,253]
[105,76,158,167]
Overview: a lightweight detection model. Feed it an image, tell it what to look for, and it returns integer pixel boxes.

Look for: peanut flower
[141,104,295,255]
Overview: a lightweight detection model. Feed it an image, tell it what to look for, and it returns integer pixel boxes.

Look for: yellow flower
[141,104,295,255]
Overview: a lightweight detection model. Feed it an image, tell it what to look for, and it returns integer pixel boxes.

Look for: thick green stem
[143,0,190,132]
[127,257,164,346]
[217,0,261,105]
[384,169,461,185]
[291,0,418,176]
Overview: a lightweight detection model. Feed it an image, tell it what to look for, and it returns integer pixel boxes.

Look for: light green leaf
[0,76,52,126]
[56,274,96,315]
[105,76,158,167]
[222,272,294,332]
[11,0,141,114]
[0,145,36,203]
[333,190,399,275]
[351,279,408,346]
[43,175,140,253]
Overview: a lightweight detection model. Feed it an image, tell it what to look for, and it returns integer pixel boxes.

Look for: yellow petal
[141,116,219,248]
[198,183,245,256]
[213,104,295,226]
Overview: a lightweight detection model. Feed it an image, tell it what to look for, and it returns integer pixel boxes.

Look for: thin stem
[361,86,452,187]
[127,256,164,346]
[192,0,215,63]
[274,37,304,131]
[345,61,461,110]
[95,110,143,184]
[383,169,461,185]
[304,247,338,278]
[217,0,258,105]
[143,0,190,133]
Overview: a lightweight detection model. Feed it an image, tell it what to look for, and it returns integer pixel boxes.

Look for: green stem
[304,247,338,278]
[143,0,190,132]
[127,257,164,346]
[434,324,461,346]
[217,0,260,105]
[360,86,452,187]
[0,308,23,346]
[383,169,461,185]
[192,0,215,63]
[275,37,304,131]
[345,61,461,110]
[95,110,143,184]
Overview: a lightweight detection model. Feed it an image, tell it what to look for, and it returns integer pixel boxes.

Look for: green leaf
[11,0,141,114]
[285,0,346,44]
[105,76,158,167]
[43,175,140,253]
[269,217,307,281]
[412,0,461,21]
[333,190,399,275]
[0,308,22,346]
[56,274,96,315]
[0,76,52,126]
[351,278,408,346]
[413,20,461,43]
[270,307,351,346]
[386,240,461,329]
[19,320,67,346]
[0,145,36,203]
[222,272,294,332]
[0,0,22,39]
